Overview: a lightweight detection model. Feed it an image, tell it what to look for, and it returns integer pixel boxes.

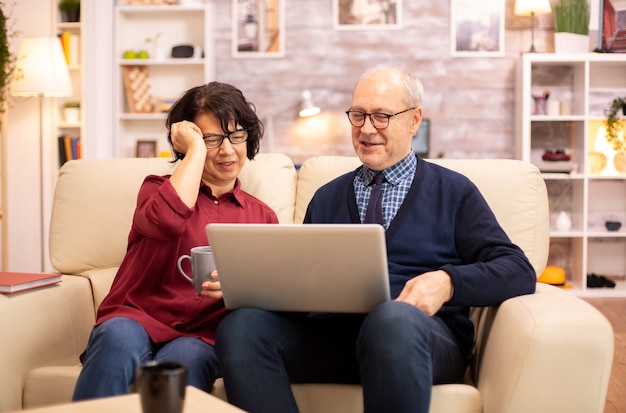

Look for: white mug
[176,246,216,294]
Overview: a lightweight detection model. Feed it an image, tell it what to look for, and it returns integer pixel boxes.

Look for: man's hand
[199,270,223,299]
[395,270,453,316]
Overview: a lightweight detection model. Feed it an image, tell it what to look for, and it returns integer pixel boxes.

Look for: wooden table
[11,386,245,413]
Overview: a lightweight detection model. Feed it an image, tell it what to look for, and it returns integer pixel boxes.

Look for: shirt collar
[358,152,417,186]
[200,178,245,207]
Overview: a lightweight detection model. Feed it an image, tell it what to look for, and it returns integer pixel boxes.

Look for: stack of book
[58,135,82,165]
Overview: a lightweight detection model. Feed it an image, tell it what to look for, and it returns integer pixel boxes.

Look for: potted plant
[551,0,590,53]
[605,97,626,153]
[62,101,80,123]
[59,0,80,23]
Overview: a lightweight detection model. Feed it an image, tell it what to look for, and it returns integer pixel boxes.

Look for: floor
[583,298,626,413]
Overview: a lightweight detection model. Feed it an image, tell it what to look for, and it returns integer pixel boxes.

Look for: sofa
[0,153,614,413]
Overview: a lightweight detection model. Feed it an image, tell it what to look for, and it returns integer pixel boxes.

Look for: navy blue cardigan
[303,156,536,355]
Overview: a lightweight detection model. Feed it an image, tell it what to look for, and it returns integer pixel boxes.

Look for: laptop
[205,224,390,313]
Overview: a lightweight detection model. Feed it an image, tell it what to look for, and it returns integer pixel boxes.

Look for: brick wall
[214,0,574,164]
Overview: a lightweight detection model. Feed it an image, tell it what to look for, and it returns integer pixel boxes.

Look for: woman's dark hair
[166,81,263,161]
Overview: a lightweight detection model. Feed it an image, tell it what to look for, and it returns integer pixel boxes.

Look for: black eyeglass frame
[202,129,249,149]
[345,107,417,129]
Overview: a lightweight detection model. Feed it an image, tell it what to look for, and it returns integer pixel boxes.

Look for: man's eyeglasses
[345,107,417,129]
[203,129,249,149]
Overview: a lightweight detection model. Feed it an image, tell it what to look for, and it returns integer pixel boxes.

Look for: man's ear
[409,107,423,135]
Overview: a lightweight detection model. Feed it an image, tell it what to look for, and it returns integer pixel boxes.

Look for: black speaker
[171,45,201,58]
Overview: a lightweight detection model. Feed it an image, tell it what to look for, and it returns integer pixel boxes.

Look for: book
[0,272,62,294]
[58,135,68,165]
[58,32,71,65]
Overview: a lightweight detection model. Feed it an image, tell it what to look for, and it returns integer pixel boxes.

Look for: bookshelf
[54,2,83,165]
[113,3,215,158]
[515,53,626,297]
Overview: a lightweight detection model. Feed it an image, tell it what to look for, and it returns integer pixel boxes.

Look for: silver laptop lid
[206,224,390,313]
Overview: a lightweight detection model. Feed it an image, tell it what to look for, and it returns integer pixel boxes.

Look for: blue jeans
[215,301,467,413]
[72,317,219,401]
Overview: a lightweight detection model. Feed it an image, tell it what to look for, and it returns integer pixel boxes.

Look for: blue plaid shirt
[354,153,417,229]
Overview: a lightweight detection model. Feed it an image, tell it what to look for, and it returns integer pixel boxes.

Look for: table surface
[13,386,245,413]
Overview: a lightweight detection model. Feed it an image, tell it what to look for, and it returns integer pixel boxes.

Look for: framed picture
[451,0,504,57]
[136,140,157,158]
[333,0,402,30]
[232,0,285,57]
[599,0,626,52]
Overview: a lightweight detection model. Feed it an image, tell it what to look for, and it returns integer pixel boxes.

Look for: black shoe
[587,274,603,288]
[587,273,616,288]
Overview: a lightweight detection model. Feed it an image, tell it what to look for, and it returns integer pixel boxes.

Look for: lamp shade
[299,90,320,118]
[11,36,72,97]
[514,0,552,16]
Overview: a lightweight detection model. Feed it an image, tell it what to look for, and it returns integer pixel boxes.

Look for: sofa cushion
[23,366,82,409]
[50,154,297,276]
[50,157,176,275]
[297,157,548,275]
[24,374,482,413]
[238,153,297,223]
[428,159,549,275]
[295,156,362,223]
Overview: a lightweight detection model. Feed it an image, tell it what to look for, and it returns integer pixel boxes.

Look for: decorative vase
[554,32,589,53]
[588,151,607,174]
[613,152,626,173]
[555,211,572,232]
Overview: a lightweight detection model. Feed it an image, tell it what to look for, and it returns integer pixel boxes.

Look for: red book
[0,272,62,294]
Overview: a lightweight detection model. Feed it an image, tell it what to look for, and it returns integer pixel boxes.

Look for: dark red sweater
[96,175,278,345]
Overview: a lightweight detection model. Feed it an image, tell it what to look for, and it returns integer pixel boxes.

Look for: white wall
[5,0,54,272]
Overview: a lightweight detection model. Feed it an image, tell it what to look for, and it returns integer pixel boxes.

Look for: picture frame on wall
[451,0,504,57]
[136,140,157,158]
[598,0,626,52]
[232,0,285,58]
[333,0,402,30]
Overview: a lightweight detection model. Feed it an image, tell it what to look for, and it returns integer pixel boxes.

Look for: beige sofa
[0,154,614,413]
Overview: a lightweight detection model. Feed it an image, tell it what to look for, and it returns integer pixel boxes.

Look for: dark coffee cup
[134,360,187,413]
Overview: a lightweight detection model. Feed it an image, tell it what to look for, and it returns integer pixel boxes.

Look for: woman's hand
[169,120,208,207]
[199,270,222,299]
[170,120,205,156]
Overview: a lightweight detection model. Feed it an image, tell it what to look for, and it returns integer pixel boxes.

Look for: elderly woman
[73,82,278,401]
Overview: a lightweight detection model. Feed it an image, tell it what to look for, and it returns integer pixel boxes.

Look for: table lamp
[514,0,552,52]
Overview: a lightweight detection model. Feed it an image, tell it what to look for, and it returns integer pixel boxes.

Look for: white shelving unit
[515,53,626,297]
[114,3,215,158]
[54,3,84,165]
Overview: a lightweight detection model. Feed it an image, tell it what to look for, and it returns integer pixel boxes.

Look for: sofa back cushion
[296,157,549,275]
[49,154,296,275]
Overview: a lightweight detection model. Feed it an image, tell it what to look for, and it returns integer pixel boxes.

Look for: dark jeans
[72,317,219,401]
[216,301,466,413]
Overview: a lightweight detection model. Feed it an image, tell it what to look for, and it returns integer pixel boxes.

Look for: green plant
[552,0,590,35]
[58,0,80,12]
[605,97,626,152]
[0,1,18,115]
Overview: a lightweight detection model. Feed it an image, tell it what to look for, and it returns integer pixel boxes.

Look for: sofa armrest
[476,283,613,413]
[0,275,95,412]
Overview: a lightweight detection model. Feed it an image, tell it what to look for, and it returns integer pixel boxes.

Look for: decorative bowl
[605,221,622,231]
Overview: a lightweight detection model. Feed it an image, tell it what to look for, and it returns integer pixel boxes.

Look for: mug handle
[176,255,193,284]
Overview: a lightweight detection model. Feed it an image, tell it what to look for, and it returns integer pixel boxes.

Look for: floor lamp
[11,36,73,272]
[514,0,552,53]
